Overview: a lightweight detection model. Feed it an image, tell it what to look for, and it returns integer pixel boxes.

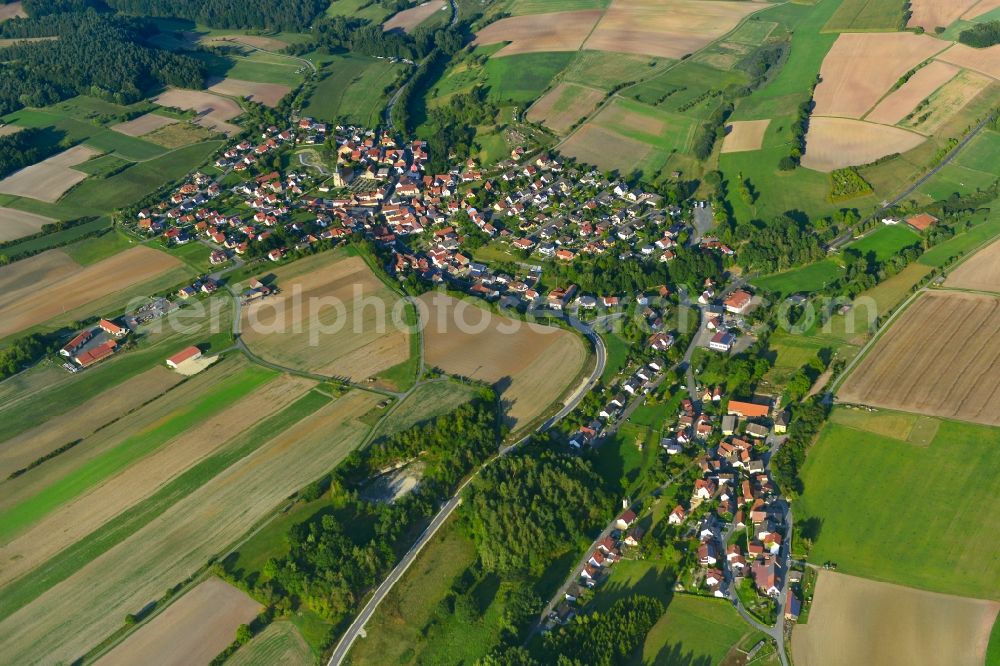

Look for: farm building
[99,319,128,338]
[166,346,202,368]
[906,213,939,232]
[75,340,117,368]
[728,400,771,419]
[60,329,94,357]
[724,289,753,314]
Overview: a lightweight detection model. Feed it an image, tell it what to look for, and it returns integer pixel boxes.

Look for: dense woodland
[0,10,203,114]
[104,0,327,31]
[540,596,665,665]
[0,334,48,379]
[462,451,607,577]
[0,128,62,178]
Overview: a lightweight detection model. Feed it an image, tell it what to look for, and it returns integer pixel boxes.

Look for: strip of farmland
[0,390,380,663]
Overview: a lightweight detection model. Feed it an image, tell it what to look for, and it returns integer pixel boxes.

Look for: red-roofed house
[727,400,770,419]
[166,346,201,368]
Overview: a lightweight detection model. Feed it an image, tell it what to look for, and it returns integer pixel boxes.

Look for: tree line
[0,128,62,178]
[104,0,327,31]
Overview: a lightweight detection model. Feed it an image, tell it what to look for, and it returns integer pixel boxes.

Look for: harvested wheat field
[526,83,605,134]
[900,69,995,135]
[839,291,1000,426]
[97,577,261,666]
[801,118,925,172]
[209,77,291,108]
[812,33,947,119]
[865,61,959,126]
[473,10,603,56]
[384,0,444,32]
[0,207,55,242]
[419,292,588,428]
[0,375,314,588]
[0,248,78,302]
[0,2,25,21]
[0,144,100,203]
[110,113,177,137]
[560,124,652,172]
[944,237,1000,292]
[907,0,981,31]
[0,389,379,665]
[242,252,411,383]
[793,572,998,666]
[721,119,771,153]
[153,88,242,135]
[0,246,181,339]
[0,124,22,137]
[937,43,1000,82]
[583,0,762,60]
[0,366,182,481]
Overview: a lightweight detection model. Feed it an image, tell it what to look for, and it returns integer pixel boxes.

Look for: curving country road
[326,315,606,666]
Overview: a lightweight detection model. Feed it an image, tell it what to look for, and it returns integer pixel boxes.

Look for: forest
[0,10,203,114]
[104,0,327,31]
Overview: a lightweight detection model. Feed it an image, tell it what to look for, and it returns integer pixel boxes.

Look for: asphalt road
[326,315,606,665]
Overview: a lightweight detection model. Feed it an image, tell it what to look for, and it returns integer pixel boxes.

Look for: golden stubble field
[944,237,1000,292]
[838,290,1000,426]
[96,577,261,666]
[792,571,999,666]
[208,77,291,108]
[801,117,925,172]
[419,292,588,428]
[473,10,603,56]
[721,119,771,153]
[0,246,183,339]
[0,144,100,203]
[110,112,177,137]
[0,206,56,242]
[383,0,445,33]
[865,61,959,126]
[0,389,380,664]
[153,88,243,135]
[241,252,411,383]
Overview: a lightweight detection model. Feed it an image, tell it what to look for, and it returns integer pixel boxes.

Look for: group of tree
[736,214,826,273]
[423,86,498,173]
[0,128,63,178]
[104,0,326,31]
[544,248,674,295]
[770,398,829,495]
[0,333,48,379]
[0,9,203,114]
[462,449,607,577]
[231,394,500,638]
[540,596,665,665]
[692,101,733,161]
[959,20,1000,48]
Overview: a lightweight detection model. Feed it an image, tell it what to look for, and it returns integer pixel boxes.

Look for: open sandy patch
[0,374,313,588]
[937,43,1000,82]
[907,0,981,31]
[812,33,948,119]
[473,10,603,57]
[419,292,588,428]
[0,389,379,664]
[0,245,182,339]
[384,0,445,33]
[865,61,960,126]
[583,0,763,60]
[153,88,242,135]
[792,571,999,666]
[0,1,26,22]
[0,207,56,242]
[110,113,177,137]
[0,366,182,481]
[0,144,100,203]
[801,117,925,172]
[97,578,261,666]
[208,77,291,108]
[721,119,771,153]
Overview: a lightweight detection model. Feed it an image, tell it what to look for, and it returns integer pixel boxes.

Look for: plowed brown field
[792,571,998,666]
[208,77,291,108]
[865,61,959,127]
[473,10,603,56]
[110,113,177,137]
[0,207,56,242]
[0,246,182,339]
[907,0,980,31]
[96,578,261,666]
[526,83,605,134]
[0,145,100,203]
[419,292,588,428]
[944,237,1000,292]
[241,252,411,382]
[383,0,444,32]
[838,291,1000,426]
[801,117,925,172]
